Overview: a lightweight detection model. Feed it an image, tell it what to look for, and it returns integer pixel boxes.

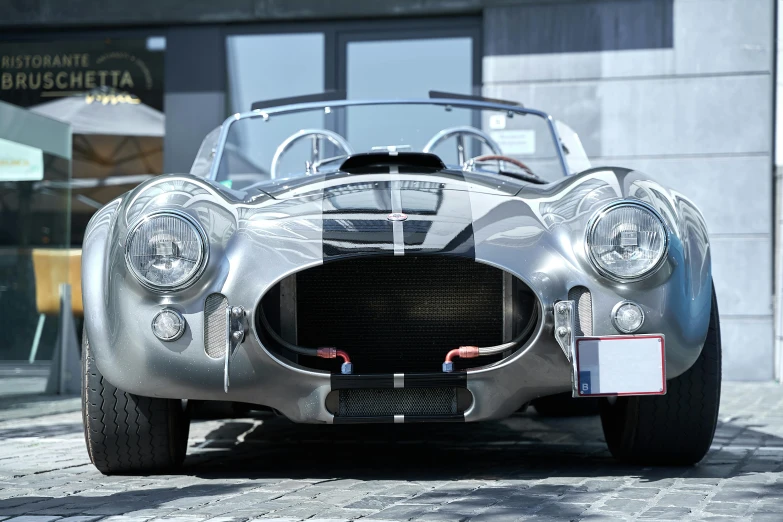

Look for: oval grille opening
[258,256,537,374]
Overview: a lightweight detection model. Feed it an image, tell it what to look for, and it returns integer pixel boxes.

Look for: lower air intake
[204,293,228,359]
[336,387,460,417]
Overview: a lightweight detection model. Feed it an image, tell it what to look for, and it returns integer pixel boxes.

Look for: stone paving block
[614,487,661,500]
[534,502,589,518]
[96,516,156,522]
[557,490,603,504]
[256,501,329,520]
[343,496,401,510]
[398,489,466,505]
[4,517,63,522]
[709,488,762,502]
[638,506,693,519]
[311,507,374,520]
[600,499,648,515]
[465,508,530,522]
[363,503,436,520]
[655,492,707,507]
[751,514,783,522]
[703,501,751,516]
[150,514,207,522]
[27,507,89,516]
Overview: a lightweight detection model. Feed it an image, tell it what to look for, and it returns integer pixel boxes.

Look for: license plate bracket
[573,335,666,397]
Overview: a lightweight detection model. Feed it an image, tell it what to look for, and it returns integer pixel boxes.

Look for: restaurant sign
[0,39,163,110]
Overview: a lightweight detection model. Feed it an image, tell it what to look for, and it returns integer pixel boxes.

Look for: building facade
[0,0,778,380]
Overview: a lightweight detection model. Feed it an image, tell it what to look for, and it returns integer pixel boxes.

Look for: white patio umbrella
[29,87,164,213]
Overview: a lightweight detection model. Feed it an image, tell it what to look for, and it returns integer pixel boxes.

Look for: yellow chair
[29,249,83,362]
[32,249,83,316]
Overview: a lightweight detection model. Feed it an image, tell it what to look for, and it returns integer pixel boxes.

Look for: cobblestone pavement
[0,382,782,522]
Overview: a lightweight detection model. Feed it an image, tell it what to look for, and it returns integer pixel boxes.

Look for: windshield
[192,100,590,188]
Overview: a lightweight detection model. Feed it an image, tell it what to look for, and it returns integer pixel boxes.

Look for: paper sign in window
[0,137,44,181]
[489,130,536,155]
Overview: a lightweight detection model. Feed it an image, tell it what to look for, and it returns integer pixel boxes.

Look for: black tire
[533,393,601,417]
[600,285,721,465]
[81,331,190,474]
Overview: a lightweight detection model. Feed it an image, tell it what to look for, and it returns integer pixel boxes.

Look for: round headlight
[125,211,207,290]
[586,201,668,281]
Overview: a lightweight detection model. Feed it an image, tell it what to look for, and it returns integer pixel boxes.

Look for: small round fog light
[152,309,185,341]
[612,301,644,334]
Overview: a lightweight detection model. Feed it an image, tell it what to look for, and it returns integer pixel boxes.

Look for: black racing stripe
[331,374,394,390]
[403,372,467,388]
[403,414,466,423]
[321,181,395,258]
[400,172,475,258]
[332,416,395,424]
[438,222,475,257]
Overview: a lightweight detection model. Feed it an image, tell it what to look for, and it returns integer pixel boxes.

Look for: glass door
[336,28,479,160]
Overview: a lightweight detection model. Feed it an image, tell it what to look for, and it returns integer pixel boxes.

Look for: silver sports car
[81,91,719,474]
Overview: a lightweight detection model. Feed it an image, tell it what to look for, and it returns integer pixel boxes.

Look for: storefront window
[0,37,165,245]
[0,101,71,361]
[0,37,164,363]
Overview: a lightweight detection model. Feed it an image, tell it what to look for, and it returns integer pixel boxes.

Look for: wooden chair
[30,249,82,363]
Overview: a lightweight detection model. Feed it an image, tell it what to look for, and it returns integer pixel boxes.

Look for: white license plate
[575,335,666,397]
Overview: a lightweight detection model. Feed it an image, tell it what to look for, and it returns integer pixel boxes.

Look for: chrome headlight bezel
[585,200,670,283]
[124,209,209,292]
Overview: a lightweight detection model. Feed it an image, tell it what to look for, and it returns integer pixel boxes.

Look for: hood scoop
[339,152,446,173]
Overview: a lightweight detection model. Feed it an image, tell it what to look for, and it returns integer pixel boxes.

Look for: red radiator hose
[316,347,353,374]
[316,347,352,362]
[445,346,480,363]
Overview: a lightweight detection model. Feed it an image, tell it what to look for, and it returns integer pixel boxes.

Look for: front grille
[204,293,228,359]
[294,256,504,373]
[336,387,459,417]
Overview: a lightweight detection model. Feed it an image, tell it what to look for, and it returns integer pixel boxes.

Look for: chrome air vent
[568,286,593,337]
[204,293,228,359]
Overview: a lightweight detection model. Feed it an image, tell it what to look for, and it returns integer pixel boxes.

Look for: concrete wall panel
[711,237,772,317]
[594,155,772,236]
[484,0,772,83]
[485,75,771,158]
[721,318,775,381]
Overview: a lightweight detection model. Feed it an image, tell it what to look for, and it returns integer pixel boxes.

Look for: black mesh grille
[337,388,459,417]
[295,256,503,373]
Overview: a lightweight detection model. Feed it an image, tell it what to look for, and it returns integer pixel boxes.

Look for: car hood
[251,167,532,200]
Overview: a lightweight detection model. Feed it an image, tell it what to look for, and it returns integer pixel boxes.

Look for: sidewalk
[0,381,781,521]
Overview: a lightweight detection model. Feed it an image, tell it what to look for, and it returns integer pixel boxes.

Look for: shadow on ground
[182,410,783,483]
[1,407,781,520]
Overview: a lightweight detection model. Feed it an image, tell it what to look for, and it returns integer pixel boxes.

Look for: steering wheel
[423,126,503,165]
[472,154,536,178]
[271,129,354,179]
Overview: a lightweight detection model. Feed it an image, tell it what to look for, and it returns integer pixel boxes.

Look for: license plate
[575,335,666,397]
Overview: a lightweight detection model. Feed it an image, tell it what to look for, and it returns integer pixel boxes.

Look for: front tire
[81,332,190,474]
[599,286,721,465]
